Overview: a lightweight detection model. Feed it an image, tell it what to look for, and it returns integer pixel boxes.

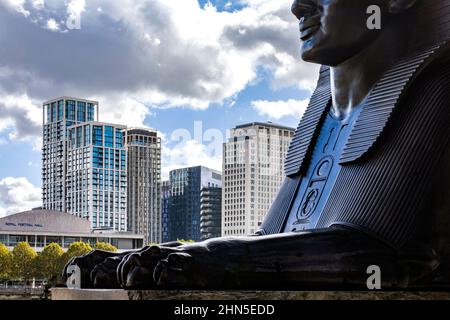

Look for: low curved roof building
[0,209,144,252]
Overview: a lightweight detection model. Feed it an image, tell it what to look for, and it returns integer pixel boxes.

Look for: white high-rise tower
[222,122,294,236]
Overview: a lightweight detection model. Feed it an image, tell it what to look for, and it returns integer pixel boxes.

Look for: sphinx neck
[330,24,408,120]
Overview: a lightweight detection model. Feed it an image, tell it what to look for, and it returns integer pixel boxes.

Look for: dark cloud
[0,0,318,137]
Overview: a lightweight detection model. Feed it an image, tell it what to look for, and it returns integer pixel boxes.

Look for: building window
[35,236,45,247]
[84,125,91,146]
[66,100,76,121]
[77,101,86,122]
[9,235,26,246]
[104,126,114,148]
[93,126,103,146]
[46,104,51,124]
[0,234,8,245]
[93,148,104,168]
[46,236,62,246]
[87,103,95,121]
[115,130,123,148]
[63,237,78,248]
[58,100,64,121]
[51,102,57,123]
[76,126,83,148]
[69,128,76,148]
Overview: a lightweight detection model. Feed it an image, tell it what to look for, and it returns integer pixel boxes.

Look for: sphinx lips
[299,14,321,41]
[300,24,321,41]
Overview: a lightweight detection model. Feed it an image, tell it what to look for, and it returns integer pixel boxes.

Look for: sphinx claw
[167,252,193,271]
[153,259,167,284]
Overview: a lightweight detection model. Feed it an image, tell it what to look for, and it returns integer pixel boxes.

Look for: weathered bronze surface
[63,0,450,290]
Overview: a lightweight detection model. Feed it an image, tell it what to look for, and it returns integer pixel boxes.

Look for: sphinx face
[292,0,388,66]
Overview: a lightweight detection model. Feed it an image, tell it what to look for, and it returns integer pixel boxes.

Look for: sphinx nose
[291,0,317,20]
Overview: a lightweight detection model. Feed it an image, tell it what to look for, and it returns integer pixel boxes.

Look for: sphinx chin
[301,48,342,67]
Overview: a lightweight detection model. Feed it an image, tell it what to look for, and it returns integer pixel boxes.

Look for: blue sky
[0,0,319,216]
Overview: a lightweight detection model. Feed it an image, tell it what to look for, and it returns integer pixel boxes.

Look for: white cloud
[251,98,309,120]
[161,139,222,181]
[2,0,31,16]
[271,52,319,91]
[0,94,42,141]
[45,18,59,31]
[67,0,85,17]
[0,177,41,217]
[97,95,151,128]
[31,0,44,10]
[0,0,318,113]
[0,0,320,156]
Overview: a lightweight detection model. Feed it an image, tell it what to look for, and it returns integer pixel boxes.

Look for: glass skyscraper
[66,122,127,231]
[168,166,222,242]
[42,97,98,212]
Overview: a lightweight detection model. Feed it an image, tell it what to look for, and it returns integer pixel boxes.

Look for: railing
[0,279,47,289]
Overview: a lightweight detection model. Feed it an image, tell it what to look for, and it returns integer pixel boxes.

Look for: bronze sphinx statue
[63,0,450,290]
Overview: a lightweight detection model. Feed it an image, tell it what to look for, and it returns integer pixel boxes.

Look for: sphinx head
[292,0,419,66]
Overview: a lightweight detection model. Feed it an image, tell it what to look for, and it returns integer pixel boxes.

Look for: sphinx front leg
[154,228,439,290]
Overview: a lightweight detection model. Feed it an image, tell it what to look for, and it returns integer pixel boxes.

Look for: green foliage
[35,243,64,282]
[1,241,117,283]
[0,243,12,280]
[177,239,196,244]
[61,241,92,267]
[94,242,117,252]
[11,242,37,280]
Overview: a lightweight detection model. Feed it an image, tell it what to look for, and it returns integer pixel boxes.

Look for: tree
[35,243,64,283]
[61,242,92,267]
[178,239,196,244]
[94,242,117,252]
[11,242,37,281]
[0,243,12,280]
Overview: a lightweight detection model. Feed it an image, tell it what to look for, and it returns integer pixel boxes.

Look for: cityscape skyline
[1,94,298,220]
[41,97,166,243]
[29,95,295,243]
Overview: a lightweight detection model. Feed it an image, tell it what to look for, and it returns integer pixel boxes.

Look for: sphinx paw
[154,252,210,288]
[90,256,122,289]
[62,250,119,288]
[119,246,177,289]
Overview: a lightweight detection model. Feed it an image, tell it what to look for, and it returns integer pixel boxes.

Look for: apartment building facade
[66,122,127,231]
[222,122,294,236]
[42,97,98,212]
[126,128,162,244]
